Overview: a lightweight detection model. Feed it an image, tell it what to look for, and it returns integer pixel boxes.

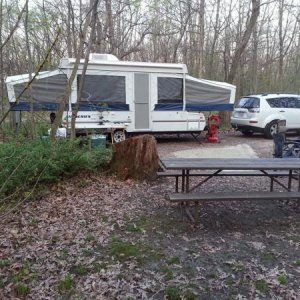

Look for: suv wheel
[264,120,277,139]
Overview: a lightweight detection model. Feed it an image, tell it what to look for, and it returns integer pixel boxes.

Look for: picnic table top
[160,157,300,171]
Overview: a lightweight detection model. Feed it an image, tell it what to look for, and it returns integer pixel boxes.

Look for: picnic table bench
[160,158,300,222]
[157,170,294,192]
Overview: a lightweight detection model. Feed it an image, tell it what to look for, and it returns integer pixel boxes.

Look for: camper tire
[113,130,126,143]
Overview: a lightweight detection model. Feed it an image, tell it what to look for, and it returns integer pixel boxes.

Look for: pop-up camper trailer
[6,53,236,142]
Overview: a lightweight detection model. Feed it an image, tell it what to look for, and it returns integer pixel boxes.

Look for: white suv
[231,94,300,138]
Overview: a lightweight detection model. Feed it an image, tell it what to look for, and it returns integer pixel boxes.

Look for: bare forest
[1,0,300,116]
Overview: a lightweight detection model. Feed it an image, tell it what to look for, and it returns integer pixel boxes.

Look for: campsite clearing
[0,131,299,299]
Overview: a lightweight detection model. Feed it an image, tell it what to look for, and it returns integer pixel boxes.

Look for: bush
[0,138,112,201]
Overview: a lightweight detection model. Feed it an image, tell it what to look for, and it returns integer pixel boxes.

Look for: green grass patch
[30,218,40,225]
[0,278,5,289]
[207,273,218,279]
[261,251,275,262]
[294,259,300,266]
[165,286,181,300]
[125,216,153,233]
[57,248,69,260]
[15,283,29,297]
[11,266,30,283]
[183,265,195,276]
[91,262,107,273]
[255,279,268,293]
[0,259,10,268]
[162,266,173,280]
[70,265,89,276]
[225,276,236,285]
[78,179,89,188]
[277,275,288,285]
[184,290,196,300]
[107,237,164,264]
[58,275,74,291]
[82,248,94,257]
[85,234,96,242]
[167,256,180,265]
[110,239,141,259]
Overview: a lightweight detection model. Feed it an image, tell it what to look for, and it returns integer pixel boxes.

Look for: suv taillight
[248,108,260,113]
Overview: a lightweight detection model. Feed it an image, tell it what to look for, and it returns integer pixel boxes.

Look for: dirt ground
[0,131,299,299]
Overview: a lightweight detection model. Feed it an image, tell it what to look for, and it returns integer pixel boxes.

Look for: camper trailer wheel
[113,130,126,143]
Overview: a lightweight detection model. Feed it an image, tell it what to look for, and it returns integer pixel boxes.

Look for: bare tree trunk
[227,0,260,84]
[50,2,96,140]
[223,0,232,82]
[197,0,205,77]
[105,0,114,53]
[208,0,220,78]
[251,23,258,93]
[278,0,284,90]
[222,0,260,126]
[0,0,4,120]
[172,2,191,63]
[24,0,35,138]
[66,0,73,57]
[70,0,99,140]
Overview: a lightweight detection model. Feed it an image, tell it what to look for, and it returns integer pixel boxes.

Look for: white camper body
[6,54,236,140]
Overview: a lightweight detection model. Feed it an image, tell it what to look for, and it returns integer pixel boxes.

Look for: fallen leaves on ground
[0,173,299,299]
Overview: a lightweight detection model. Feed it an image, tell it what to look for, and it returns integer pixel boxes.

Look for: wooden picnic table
[160,158,300,222]
[161,157,300,192]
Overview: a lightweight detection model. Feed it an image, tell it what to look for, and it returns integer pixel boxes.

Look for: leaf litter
[0,169,299,299]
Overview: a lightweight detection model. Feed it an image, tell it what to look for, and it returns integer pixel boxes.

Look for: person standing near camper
[50,112,56,124]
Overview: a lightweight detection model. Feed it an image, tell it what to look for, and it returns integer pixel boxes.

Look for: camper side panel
[67,71,135,131]
[150,73,206,132]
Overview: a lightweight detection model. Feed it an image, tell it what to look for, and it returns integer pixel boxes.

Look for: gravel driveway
[156,130,274,159]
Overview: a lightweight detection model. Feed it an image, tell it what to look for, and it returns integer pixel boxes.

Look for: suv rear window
[236,97,260,109]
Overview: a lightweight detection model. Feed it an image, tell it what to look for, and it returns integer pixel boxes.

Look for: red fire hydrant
[207,115,220,143]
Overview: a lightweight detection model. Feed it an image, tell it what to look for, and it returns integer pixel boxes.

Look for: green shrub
[0,138,112,201]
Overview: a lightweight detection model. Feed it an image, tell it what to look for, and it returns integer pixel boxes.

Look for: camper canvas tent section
[6,70,68,111]
[6,53,236,141]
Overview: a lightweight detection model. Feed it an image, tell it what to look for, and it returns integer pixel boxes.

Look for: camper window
[157,77,183,104]
[78,75,126,108]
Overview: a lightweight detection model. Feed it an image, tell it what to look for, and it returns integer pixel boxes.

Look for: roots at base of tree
[109,134,160,180]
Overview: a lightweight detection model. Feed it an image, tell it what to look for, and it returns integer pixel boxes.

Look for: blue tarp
[10,102,66,111]
[154,103,234,111]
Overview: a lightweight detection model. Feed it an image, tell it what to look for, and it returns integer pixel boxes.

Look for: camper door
[134,73,150,130]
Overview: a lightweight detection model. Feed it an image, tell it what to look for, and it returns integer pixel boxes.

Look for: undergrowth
[0,137,112,207]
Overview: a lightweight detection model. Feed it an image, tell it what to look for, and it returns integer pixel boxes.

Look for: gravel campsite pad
[1,132,300,299]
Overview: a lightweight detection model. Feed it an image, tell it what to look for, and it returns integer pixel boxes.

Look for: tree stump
[110,134,160,180]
